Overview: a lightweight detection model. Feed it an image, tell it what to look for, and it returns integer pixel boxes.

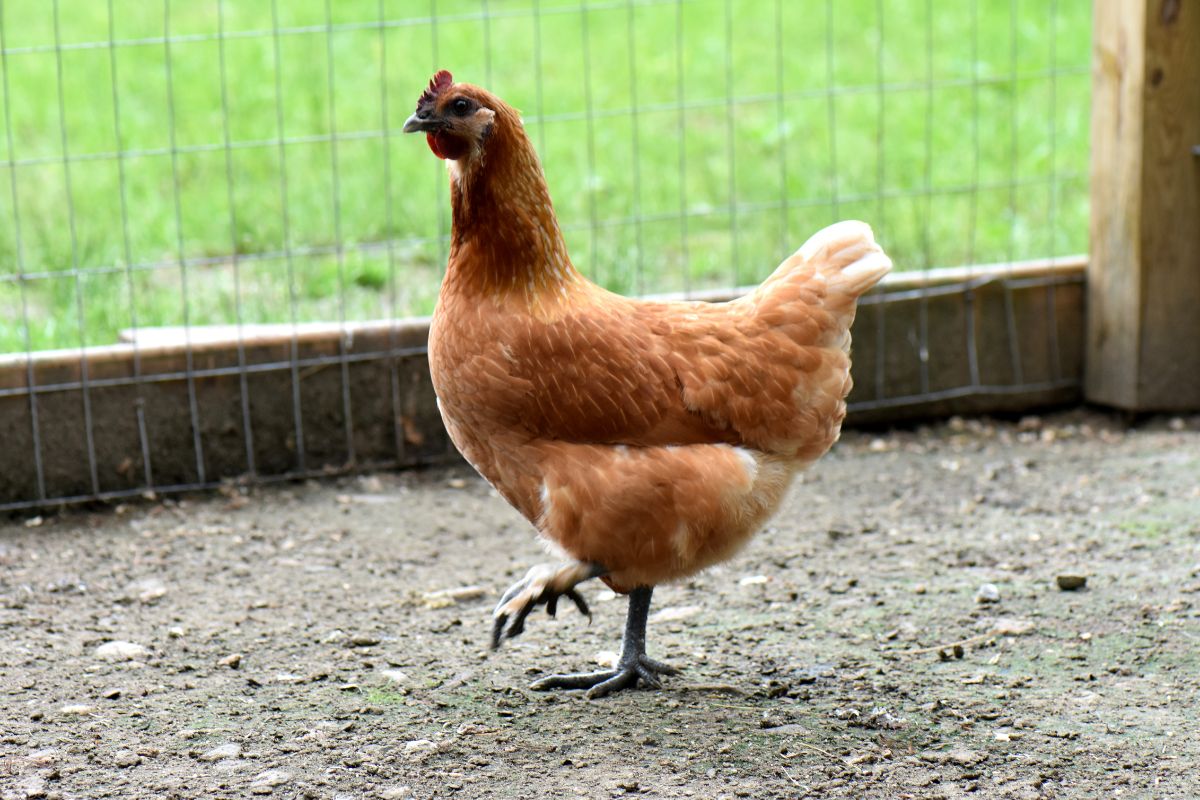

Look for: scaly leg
[491,561,604,648]
[530,586,678,699]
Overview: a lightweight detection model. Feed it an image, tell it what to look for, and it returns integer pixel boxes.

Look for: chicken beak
[403,112,440,133]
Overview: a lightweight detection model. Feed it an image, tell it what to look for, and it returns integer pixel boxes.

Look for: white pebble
[200,743,241,762]
[593,650,619,668]
[648,606,700,623]
[124,578,167,604]
[17,775,46,799]
[95,641,150,662]
[380,670,409,684]
[975,584,1001,604]
[403,739,438,757]
[250,769,292,789]
[59,704,96,716]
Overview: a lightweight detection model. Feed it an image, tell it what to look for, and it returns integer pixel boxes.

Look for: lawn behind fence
[0,0,1090,353]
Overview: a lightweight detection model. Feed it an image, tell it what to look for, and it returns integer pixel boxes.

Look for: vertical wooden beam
[1087,0,1200,411]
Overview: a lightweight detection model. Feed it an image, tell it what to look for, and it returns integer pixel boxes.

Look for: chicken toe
[531,652,679,699]
[491,561,604,648]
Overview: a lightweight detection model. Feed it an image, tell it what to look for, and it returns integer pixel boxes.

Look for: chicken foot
[491,561,604,648]
[530,586,678,699]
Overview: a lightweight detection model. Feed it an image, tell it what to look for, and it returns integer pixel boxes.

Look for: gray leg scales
[530,586,678,699]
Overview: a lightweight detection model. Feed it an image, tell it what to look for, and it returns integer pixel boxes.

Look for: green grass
[0,0,1091,352]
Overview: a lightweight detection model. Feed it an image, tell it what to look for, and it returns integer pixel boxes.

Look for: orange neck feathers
[445,101,580,299]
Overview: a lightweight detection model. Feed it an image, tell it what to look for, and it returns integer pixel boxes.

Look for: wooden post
[1087,0,1200,411]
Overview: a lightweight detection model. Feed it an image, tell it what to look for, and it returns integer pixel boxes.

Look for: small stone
[648,606,700,623]
[101,687,122,700]
[249,769,292,791]
[114,749,141,768]
[379,787,412,800]
[738,575,769,586]
[420,585,486,608]
[218,653,243,669]
[380,670,409,684]
[125,578,168,604]
[593,651,619,668]
[59,704,96,716]
[200,743,242,762]
[403,739,438,758]
[27,748,57,766]
[946,749,988,766]
[1056,574,1087,591]
[95,641,150,662]
[350,635,381,647]
[913,583,927,595]
[168,626,185,638]
[975,584,1001,604]
[921,748,987,766]
[992,618,1035,636]
[18,775,47,798]
[862,707,907,730]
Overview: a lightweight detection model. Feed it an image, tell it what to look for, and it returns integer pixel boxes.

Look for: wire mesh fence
[0,0,1090,511]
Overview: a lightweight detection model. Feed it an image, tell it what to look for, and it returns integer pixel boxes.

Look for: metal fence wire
[0,0,1090,511]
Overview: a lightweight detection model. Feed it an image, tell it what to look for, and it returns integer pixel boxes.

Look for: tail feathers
[747,220,892,313]
[797,220,892,299]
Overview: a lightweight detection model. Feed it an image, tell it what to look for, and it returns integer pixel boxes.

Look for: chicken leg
[530,586,678,699]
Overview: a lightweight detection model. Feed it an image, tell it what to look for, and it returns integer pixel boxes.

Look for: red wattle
[426,132,447,160]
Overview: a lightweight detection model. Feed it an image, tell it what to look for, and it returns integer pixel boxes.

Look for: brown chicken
[403,70,891,697]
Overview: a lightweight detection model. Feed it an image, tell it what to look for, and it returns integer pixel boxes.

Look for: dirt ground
[2,410,1199,800]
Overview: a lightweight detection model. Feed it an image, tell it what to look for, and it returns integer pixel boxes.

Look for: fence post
[1086,0,1200,411]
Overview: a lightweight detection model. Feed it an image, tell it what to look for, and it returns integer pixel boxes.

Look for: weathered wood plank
[1087,0,1200,410]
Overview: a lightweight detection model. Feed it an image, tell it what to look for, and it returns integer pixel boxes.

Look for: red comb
[418,70,454,107]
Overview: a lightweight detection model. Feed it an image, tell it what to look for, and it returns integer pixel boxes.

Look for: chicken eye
[452,98,471,115]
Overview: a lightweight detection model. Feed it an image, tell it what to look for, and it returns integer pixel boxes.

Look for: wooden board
[1087,0,1200,410]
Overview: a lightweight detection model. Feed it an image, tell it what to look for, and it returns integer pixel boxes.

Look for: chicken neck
[445,114,581,299]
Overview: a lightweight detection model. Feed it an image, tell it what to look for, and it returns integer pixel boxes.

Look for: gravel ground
[2,410,1199,799]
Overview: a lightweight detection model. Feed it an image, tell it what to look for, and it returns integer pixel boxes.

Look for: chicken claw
[491,561,604,648]
[529,585,678,698]
[531,653,679,699]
